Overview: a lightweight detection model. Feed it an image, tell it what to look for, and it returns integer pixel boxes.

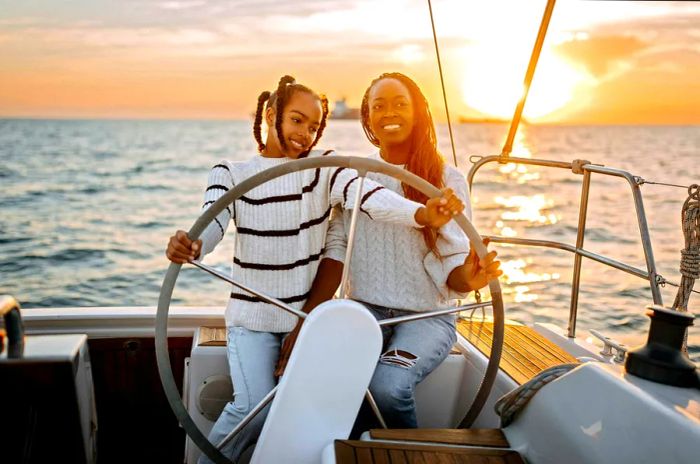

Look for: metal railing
[467,155,664,338]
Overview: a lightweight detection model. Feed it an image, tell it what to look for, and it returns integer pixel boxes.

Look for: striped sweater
[198,149,424,332]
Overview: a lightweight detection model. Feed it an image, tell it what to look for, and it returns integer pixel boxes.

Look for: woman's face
[266,90,322,159]
[368,78,415,147]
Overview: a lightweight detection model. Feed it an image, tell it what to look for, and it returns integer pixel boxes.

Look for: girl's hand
[165,230,202,264]
[415,188,464,228]
[274,322,302,377]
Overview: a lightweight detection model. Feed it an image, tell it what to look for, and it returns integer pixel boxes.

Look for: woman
[276,72,501,428]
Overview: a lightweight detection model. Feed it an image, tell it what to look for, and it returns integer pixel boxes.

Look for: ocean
[0,119,698,361]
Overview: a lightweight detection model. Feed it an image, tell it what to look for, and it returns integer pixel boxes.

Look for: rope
[427,0,458,168]
[672,184,700,311]
[494,363,577,427]
[671,184,699,353]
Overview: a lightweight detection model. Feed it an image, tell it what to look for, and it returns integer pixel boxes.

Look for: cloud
[157,1,207,11]
[556,35,648,78]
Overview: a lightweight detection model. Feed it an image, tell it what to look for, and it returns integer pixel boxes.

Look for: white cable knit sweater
[198,149,424,332]
[324,152,472,311]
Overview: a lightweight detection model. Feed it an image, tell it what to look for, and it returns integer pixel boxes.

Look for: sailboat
[2,1,698,463]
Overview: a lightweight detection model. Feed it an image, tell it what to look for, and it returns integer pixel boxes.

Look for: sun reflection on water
[495,194,558,224]
[488,129,562,305]
[501,258,560,284]
[498,130,541,184]
[514,285,537,303]
[501,259,561,304]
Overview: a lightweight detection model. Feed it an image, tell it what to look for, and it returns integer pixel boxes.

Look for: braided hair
[252,75,329,157]
[361,72,446,256]
[253,91,271,153]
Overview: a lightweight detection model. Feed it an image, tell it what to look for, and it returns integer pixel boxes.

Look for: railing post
[568,170,592,338]
[629,180,664,305]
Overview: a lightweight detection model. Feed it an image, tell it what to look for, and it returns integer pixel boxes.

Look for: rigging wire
[659,277,700,296]
[635,178,697,190]
[427,0,458,168]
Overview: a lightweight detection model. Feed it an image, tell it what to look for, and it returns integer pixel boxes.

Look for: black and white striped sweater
[198,149,423,332]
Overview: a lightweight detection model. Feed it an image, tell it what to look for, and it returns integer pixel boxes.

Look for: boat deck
[368,428,509,448]
[457,319,579,385]
[337,425,519,462]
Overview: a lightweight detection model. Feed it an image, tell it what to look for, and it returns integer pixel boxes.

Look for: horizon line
[1,115,698,128]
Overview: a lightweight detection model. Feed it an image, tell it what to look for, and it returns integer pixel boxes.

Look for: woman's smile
[368,78,415,146]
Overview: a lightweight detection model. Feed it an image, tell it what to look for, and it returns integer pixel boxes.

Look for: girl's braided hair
[253,75,329,157]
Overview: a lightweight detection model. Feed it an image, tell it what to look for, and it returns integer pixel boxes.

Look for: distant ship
[330,98,360,119]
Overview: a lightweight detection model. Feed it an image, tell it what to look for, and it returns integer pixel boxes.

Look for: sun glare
[461,44,592,121]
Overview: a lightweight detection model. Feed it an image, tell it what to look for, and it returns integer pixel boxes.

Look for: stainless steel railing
[467,155,664,338]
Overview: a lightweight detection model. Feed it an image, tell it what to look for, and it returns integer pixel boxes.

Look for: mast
[501,0,557,157]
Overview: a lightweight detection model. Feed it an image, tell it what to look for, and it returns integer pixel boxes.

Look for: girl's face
[266,91,323,159]
[368,78,415,147]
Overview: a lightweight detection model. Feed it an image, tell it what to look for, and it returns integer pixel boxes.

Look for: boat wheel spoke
[339,174,366,298]
[188,259,306,320]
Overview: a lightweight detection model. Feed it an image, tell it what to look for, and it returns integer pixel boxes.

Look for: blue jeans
[199,327,282,464]
[363,302,457,428]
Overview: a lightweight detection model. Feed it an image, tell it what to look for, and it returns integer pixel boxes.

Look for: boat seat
[457,319,579,385]
[325,322,578,462]
[333,439,525,463]
[251,299,382,464]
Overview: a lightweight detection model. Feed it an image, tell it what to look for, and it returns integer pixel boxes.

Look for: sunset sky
[1,0,698,124]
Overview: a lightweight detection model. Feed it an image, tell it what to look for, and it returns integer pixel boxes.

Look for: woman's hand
[165,230,202,264]
[415,188,464,228]
[448,238,503,292]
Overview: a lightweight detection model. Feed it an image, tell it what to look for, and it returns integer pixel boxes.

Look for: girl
[277,72,501,429]
[165,75,463,463]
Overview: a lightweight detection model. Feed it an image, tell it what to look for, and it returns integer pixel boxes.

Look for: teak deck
[197,326,227,346]
[335,439,525,464]
[369,428,509,448]
[201,319,579,387]
[457,319,579,385]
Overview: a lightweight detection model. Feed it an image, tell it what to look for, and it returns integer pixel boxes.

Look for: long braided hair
[361,72,446,255]
[253,75,329,157]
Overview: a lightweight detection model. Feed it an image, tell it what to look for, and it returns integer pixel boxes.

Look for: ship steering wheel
[156,156,505,464]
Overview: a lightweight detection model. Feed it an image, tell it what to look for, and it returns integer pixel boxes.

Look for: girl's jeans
[199,327,282,464]
[363,302,457,428]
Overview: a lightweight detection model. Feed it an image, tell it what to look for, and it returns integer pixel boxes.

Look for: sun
[461,44,591,121]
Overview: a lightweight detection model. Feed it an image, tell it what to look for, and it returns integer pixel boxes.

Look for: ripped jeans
[362,302,457,428]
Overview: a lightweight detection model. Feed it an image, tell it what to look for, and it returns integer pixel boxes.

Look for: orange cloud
[556,35,648,78]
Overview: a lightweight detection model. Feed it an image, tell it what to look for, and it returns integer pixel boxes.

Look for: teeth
[383,124,401,131]
[290,140,304,148]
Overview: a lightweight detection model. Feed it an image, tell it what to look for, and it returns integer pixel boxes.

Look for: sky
[0,0,698,124]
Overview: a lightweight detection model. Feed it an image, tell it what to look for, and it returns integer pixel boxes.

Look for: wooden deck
[457,319,578,385]
[369,429,509,448]
[335,439,524,464]
[197,326,227,346]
